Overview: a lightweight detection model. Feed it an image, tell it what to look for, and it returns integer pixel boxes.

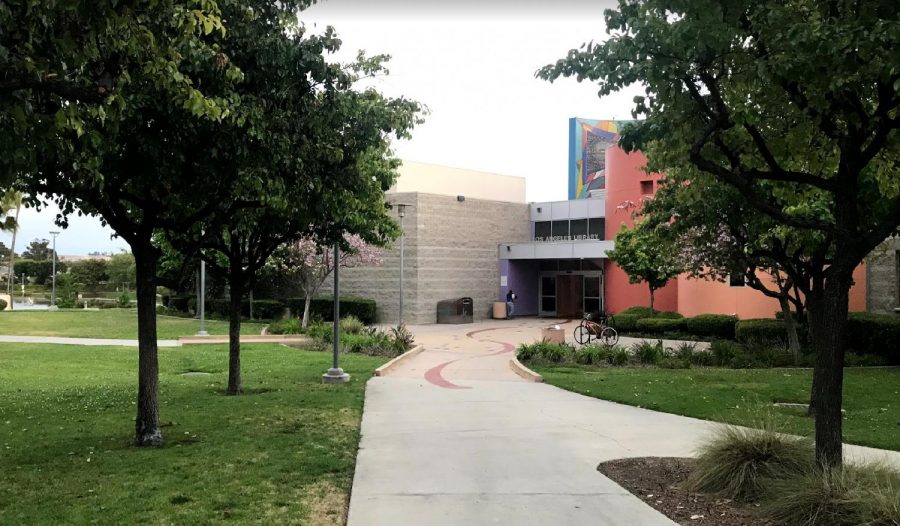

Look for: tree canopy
[605,223,682,312]
[540,0,900,468]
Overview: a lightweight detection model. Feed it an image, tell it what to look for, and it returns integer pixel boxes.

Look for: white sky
[2,0,642,256]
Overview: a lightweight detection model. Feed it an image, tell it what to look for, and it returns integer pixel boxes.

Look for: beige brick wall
[867,237,900,314]
[324,192,529,324]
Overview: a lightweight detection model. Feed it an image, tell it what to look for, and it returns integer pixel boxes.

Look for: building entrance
[538,270,603,318]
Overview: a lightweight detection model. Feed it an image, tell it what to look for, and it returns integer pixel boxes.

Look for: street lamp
[197,257,208,336]
[396,204,408,328]
[49,231,60,308]
[323,241,350,384]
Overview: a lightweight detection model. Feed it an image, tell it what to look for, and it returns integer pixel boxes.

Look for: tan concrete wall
[867,238,900,314]
[328,192,529,324]
[390,160,526,204]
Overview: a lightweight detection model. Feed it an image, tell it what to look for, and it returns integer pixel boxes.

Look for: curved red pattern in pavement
[423,361,470,389]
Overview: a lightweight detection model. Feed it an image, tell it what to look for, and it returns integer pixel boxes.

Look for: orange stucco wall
[601,143,868,318]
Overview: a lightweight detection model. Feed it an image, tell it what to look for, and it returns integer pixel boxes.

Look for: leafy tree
[54,273,80,308]
[539,0,900,468]
[644,176,806,358]
[21,238,54,261]
[69,259,109,288]
[605,224,682,313]
[0,242,9,260]
[106,253,137,291]
[14,259,66,285]
[272,235,383,329]
[2,192,22,298]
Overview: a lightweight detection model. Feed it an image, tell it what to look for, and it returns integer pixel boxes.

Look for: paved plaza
[348,318,900,525]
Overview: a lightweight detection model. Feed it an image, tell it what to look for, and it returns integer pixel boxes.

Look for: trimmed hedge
[686,314,738,339]
[735,319,787,344]
[611,313,641,331]
[846,313,900,364]
[636,317,687,333]
[618,306,684,319]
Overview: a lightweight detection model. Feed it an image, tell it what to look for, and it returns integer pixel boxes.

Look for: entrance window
[584,275,602,315]
[534,221,551,242]
[588,218,605,240]
[540,275,556,313]
[551,220,570,241]
[570,219,588,240]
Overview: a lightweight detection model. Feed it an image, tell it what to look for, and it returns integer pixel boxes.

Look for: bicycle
[573,313,619,346]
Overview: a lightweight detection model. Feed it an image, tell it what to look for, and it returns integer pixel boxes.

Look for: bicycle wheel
[574,324,591,345]
[600,327,619,346]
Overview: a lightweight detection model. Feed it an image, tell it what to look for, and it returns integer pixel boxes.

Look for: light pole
[197,258,208,336]
[397,204,407,328]
[323,241,350,383]
[49,231,60,308]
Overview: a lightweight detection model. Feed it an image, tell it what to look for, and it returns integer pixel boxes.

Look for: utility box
[437,297,474,324]
[541,325,566,344]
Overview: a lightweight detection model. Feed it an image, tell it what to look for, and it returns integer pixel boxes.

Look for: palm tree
[2,191,23,305]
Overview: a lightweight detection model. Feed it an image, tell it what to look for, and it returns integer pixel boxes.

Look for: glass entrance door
[539,275,556,316]
[584,274,602,315]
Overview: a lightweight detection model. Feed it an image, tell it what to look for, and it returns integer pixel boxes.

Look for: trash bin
[492,301,507,319]
[437,297,474,324]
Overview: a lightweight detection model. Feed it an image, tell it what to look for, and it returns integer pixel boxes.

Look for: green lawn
[534,365,900,451]
[0,342,386,524]
[0,310,265,339]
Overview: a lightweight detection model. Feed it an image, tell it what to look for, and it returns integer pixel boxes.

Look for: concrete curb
[509,356,543,382]
[178,334,310,345]
[374,345,425,377]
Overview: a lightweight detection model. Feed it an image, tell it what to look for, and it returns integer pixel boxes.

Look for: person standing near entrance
[506,289,516,319]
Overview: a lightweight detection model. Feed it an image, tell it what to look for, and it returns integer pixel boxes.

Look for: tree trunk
[226,271,243,396]
[134,247,162,447]
[302,293,312,329]
[806,271,851,469]
[778,295,802,362]
[6,202,20,305]
[648,286,655,313]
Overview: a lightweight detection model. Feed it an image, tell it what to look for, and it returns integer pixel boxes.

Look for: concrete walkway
[348,319,900,526]
[0,335,182,347]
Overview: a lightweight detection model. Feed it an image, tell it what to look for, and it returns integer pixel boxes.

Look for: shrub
[305,322,332,341]
[117,291,132,308]
[245,300,285,320]
[635,318,686,333]
[619,306,684,319]
[674,342,697,362]
[267,318,302,335]
[690,350,715,367]
[658,356,690,369]
[685,314,737,339]
[517,342,573,364]
[285,297,377,325]
[846,312,900,365]
[710,340,742,366]
[575,344,612,365]
[686,424,813,501]
[761,462,900,526]
[735,319,788,345]
[610,313,640,331]
[633,340,665,365]
[169,295,196,314]
[54,273,80,308]
[516,343,538,362]
[743,340,795,368]
[0,298,6,310]
[340,315,365,335]
[390,323,415,352]
[609,346,630,366]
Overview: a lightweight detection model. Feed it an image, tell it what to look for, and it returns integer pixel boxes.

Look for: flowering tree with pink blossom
[273,234,383,328]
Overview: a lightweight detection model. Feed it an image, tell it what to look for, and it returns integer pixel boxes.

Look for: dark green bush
[635,318,687,333]
[285,296,377,325]
[0,298,6,310]
[267,318,302,335]
[846,313,900,365]
[735,319,788,345]
[169,295,196,314]
[516,342,573,364]
[690,350,715,367]
[610,313,640,331]
[686,314,738,339]
[619,306,684,319]
[674,342,697,362]
[633,340,665,364]
[246,300,285,320]
[658,356,690,369]
[609,346,630,366]
[711,340,742,366]
[575,344,612,365]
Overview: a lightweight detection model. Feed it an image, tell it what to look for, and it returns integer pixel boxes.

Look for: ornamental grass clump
[575,344,614,365]
[685,424,813,501]
[760,462,900,526]
[633,340,665,365]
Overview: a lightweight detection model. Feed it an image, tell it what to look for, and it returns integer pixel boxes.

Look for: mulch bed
[597,457,774,526]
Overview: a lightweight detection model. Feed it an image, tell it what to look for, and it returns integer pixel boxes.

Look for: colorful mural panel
[568,118,620,199]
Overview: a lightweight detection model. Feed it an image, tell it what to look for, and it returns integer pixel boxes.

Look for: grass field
[0,342,386,524]
[0,310,265,339]
[534,365,900,451]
